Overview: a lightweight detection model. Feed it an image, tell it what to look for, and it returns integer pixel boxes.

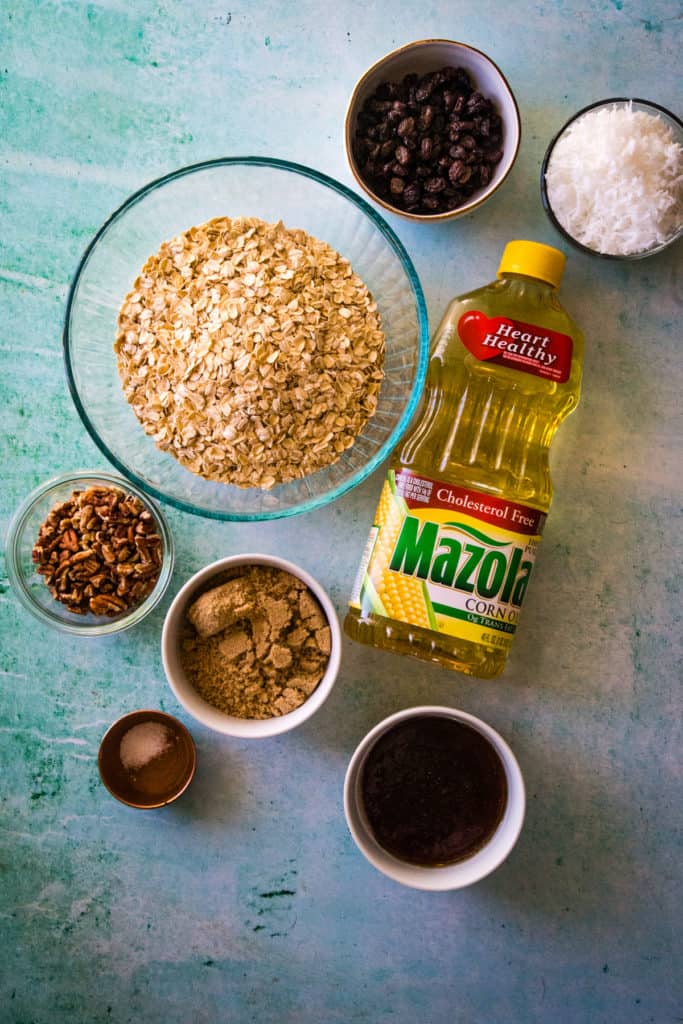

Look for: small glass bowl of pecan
[5,470,174,636]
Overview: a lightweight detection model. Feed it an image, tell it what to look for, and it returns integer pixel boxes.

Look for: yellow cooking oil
[345,240,584,678]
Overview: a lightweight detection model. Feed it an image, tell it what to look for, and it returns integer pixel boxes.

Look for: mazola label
[349,469,546,651]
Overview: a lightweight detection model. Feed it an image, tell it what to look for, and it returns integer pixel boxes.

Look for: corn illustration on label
[349,470,546,651]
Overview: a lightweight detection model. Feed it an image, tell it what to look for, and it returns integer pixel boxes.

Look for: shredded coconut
[545,103,683,255]
[119,721,172,771]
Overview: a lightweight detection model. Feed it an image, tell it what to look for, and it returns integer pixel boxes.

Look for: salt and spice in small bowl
[98,710,196,808]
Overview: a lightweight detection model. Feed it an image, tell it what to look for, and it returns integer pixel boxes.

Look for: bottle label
[458,310,573,383]
[349,470,546,652]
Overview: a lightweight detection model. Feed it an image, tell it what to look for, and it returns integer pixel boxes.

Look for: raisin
[397,116,416,137]
[424,176,447,194]
[353,64,504,214]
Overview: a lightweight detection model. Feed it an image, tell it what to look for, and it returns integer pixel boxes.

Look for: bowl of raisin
[345,39,520,221]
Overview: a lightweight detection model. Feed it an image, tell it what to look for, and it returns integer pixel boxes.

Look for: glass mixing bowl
[64,158,429,520]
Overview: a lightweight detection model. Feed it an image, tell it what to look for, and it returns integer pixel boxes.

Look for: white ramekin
[162,553,341,738]
[344,705,525,890]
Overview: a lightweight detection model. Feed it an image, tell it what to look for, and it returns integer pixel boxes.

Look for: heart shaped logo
[458,311,515,361]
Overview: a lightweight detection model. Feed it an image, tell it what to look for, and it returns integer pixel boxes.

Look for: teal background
[1,1,681,1022]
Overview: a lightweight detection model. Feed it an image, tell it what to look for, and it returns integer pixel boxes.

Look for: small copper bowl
[98,710,196,809]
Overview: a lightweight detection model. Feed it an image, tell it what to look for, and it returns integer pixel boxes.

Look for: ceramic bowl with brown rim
[345,39,520,221]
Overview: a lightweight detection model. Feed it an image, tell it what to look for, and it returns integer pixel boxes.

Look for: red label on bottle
[458,310,573,383]
[395,470,546,536]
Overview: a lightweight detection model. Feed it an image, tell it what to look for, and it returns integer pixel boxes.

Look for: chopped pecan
[70,549,95,564]
[31,485,164,618]
[100,544,116,563]
[60,529,79,552]
[89,594,128,616]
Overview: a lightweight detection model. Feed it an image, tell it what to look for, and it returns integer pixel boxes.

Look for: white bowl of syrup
[343,705,525,890]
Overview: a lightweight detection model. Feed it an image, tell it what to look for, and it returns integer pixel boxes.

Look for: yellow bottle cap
[497,240,566,288]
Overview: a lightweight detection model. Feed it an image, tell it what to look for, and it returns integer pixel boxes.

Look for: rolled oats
[115,217,386,489]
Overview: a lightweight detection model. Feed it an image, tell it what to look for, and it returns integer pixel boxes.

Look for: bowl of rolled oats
[161,554,342,738]
[5,470,174,636]
[64,158,429,520]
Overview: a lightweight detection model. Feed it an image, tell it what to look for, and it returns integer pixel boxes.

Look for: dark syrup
[360,715,508,866]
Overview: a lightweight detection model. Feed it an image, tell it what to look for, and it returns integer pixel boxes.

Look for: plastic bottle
[345,240,583,679]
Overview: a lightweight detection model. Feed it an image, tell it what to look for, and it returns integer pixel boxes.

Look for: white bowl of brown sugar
[161,554,342,737]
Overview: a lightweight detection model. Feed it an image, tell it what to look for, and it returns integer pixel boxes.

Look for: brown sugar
[179,566,331,719]
[187,577,257,638]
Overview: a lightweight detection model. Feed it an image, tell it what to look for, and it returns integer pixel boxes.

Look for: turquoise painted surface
[1,1,681,1021]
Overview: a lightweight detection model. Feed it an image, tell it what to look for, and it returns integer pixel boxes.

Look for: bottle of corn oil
[345,241,584,678]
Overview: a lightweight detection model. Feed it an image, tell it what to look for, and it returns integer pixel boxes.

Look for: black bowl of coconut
[541,98,683,260]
